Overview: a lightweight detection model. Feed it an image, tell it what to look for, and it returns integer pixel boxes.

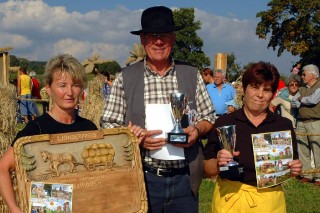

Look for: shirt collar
[144,58,175,78]
[212,83,226,88]
[235,108,276,124]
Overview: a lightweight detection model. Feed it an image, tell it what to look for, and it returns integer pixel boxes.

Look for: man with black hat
[101,6,215,213]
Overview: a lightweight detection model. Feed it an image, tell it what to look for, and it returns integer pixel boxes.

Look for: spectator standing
[269,74,301,128]
[100,6,215,213]
[292,64,320,184]
[30,71,41,117]
[292,63,301,75]
[100,70,112,100]
[201,68,214,85]
[40,86,49,114]
[206,69,235,117]
[17,67,36,123]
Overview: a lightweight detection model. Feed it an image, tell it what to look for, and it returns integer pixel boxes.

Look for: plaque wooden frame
[13,128,147,213]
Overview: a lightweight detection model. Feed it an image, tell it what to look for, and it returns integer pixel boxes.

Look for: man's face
[141,32,175,65]
[302,70,314,85]
[201,74,210,84]
[213,72,223,86]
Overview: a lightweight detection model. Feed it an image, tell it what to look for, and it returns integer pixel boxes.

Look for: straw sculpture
[80,74,105,128]
[0,84,18,213]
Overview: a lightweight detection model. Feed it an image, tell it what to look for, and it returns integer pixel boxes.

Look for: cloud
[0,1,297,73]
[0,32,32,48]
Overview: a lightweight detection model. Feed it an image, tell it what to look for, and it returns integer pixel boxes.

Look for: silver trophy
[217,125,238,166]
[216,125,244,180]
[167,93,188,144]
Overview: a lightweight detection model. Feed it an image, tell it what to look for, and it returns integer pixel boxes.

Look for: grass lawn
[199,177,320,213]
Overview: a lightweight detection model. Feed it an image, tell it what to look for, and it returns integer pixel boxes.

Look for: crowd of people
[1,5,319,213]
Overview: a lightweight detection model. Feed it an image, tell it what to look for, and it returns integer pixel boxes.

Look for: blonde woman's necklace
[49,110,75,125]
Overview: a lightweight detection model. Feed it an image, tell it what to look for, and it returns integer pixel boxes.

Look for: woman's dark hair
[19,67,27,74]
[242,61,280,94]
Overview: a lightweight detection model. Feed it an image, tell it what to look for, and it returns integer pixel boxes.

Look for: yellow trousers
[212,177,286,213]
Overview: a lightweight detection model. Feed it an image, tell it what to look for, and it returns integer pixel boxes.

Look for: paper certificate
[145,104,185,160]
[29,182,73,213]
[251,130,293,189]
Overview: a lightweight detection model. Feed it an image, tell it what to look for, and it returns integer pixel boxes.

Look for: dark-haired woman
[203,61,302,213]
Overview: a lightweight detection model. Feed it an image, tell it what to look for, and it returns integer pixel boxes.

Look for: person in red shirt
[30,71,41,116]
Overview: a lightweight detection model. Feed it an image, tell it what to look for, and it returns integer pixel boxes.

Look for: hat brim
[130,25,184,35]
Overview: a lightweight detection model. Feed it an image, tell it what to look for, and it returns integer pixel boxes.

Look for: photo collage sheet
[251,130,293,189]
[29,182,73,213]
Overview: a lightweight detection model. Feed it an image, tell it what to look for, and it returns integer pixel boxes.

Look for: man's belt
[143,165,189,177]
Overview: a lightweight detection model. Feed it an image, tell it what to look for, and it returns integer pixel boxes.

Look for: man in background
[292,64,320,185]
[206,69,235,117]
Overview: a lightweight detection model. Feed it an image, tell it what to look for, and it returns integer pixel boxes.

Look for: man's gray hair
[303,64,319,78]
[213,69,226,78]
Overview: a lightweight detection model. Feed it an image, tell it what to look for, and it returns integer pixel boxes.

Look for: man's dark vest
[298,80,320,119]
[122,61,204,195]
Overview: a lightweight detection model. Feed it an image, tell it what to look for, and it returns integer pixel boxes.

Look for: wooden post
[0,47,12,87]
[214,53,227,72]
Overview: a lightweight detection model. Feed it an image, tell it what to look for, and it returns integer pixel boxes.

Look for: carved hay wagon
[81,142,115,170]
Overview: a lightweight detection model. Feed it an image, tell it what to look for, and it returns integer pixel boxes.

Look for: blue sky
[0,0,298,74]
[45,0,269,19]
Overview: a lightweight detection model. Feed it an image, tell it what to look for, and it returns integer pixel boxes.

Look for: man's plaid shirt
[101,60,215,169]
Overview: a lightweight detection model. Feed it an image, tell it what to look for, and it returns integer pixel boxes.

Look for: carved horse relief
[40,150,77,176]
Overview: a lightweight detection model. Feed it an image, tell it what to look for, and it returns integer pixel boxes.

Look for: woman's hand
[128,121,147,144]
[289,159,302,176]
[217,149,240,166]
[9,205,23,213]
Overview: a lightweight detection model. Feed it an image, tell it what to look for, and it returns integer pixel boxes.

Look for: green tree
[173,8,210,69]
[226,53,242,82]
[97,61,121,76]
[18,57,30,69]
[9,55,20,67]
[256,0,320,67]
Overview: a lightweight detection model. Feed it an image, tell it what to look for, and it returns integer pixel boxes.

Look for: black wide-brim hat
[130,6,184,35]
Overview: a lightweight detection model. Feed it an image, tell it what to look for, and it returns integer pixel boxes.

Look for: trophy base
[167,132,188,144]
[219,164,244,181]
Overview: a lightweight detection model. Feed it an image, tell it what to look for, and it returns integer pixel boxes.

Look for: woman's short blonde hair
[43,54,87,89]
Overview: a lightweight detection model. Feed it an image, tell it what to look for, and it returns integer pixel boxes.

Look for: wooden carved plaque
[13,128,147,213]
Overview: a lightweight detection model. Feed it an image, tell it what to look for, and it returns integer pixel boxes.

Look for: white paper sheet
[145,104,185,160]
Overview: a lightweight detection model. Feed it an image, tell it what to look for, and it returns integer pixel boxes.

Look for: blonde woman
[0,54,98,212]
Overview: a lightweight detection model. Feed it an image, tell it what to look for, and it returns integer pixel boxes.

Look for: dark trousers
[144,171,198,213]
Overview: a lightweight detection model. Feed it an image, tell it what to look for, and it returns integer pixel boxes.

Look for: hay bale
[0,84,18,213]
[80,74,105,128]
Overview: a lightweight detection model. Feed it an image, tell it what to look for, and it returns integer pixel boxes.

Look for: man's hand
[128,121,166,150]
[289,159,302,176]
[173,125,199,148]
[141,130,166,150]
[291,99,301,108]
